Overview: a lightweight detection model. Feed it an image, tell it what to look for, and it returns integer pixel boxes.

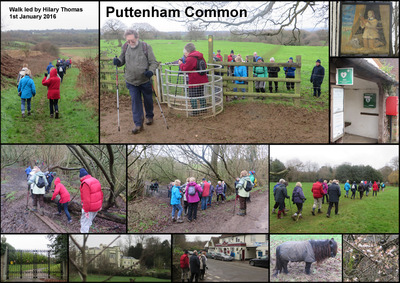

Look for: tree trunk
[43,195,126,224]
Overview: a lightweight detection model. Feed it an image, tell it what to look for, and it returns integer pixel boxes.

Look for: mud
[100,92,328,143]
[1,167,125,233]
[128,188,268,233]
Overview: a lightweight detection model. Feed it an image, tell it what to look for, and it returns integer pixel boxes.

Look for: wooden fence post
[294,55,302,106]
[208,35,213,64]
[248,55,254,98]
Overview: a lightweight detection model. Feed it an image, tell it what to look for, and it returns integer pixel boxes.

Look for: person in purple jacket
[291,182,306,221]
[322,180,329,204]
[215,181,225,204]
[185,177,203,222]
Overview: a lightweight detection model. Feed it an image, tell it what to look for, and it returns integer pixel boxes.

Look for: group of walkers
[180,250,207,282]
[215,49,325,97]
[113,28,327,134]
[273,178,386,221]
[17,57,71,119]
[25,165,103,233]
[169,170,255,223]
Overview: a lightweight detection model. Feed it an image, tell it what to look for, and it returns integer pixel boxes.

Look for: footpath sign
[336,68,353,85]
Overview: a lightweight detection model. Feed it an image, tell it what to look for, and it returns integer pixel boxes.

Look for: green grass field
[101,39,329,111]
[59,47,98,58]
[1,67,98,143]
[69,274,170,282]
[269,183,399,233]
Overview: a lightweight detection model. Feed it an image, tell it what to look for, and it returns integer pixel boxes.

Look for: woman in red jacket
[51,177,72,223]
[42,67,61,119]
[311,178,325,215]
[180,250,190,282]
[178,43,209,116]
[372,181,378,197]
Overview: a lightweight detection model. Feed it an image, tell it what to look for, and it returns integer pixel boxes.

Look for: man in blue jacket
[310,59,325,98]
[283,57,296,90]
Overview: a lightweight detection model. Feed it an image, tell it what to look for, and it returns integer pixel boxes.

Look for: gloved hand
[144,70,153,78]
[44,73,48,77]
[113,57,121,66]
[85,212,89,219]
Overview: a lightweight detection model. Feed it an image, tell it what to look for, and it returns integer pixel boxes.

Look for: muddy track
[129,188,269,233]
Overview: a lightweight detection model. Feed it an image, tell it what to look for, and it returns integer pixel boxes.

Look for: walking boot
[275,88,279,93]
[145,117,153,125]
[255,88,260,93]
[291,213,297,221]
[177,218,183,223]
[311,209,315,216]
[271,208,276,214]
[32,206,38,212]
[28,111,31,116]
[261,88,265,93]
[132,123,144,134]
[277,210,283,219]
[282,210,288,216]
[55,111,59,119]
[50,114,54,118]
[269,88,273,93]
[22,113,25,118]
[299,214,303,219]
[326,213,330,218]
[318,209,323,214]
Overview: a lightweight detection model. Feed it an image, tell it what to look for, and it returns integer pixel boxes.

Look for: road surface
[204,258,268,282]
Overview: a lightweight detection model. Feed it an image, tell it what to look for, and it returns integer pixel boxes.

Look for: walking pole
[152,81,169,130]
[173,72,181,105]
[115,56,120,132]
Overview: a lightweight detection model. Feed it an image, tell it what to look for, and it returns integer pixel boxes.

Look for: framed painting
[339,2,392,56]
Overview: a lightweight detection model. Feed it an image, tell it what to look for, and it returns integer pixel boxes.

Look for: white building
[206,234,268,261]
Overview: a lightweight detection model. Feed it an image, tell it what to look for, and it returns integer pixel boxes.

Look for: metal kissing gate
[6,249,63,280]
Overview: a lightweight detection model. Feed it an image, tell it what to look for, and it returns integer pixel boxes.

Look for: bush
[32,41,59,57]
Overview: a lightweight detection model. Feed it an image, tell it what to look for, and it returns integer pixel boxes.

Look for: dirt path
[100,92,328,143]
[128,188,268,233]
[1,167,125,233]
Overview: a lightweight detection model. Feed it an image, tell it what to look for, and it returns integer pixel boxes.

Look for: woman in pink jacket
[51,177,72,223]
[185,177,203,222]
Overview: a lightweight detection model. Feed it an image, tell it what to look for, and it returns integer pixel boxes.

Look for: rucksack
[188,185,196,196]
[196,57,207,76]
[244,180,254,192]
[36,175,46,188]
[59,66,63,72]
[122,41,149,60]
[351,184,356,189]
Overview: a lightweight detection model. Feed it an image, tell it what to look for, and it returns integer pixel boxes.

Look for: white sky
[100,1,327,32]
[1,234,51,250]
[185,234,221,242]
[1,2,98,31]
[70,234,171,248]
[270,145,398,169]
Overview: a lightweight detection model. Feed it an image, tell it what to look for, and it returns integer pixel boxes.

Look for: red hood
[50,68,58,77]
[188,51,205,60]
[54,177,60,185]
[80,174,92,182]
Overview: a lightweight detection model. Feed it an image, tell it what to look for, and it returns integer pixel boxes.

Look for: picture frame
[339,1,392,57]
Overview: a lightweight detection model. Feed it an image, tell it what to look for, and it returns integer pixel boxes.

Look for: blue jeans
[57,201,71,221]
[126,81,154,127]
[21,98,31,113]
[201,196,209,210]
[172,204,183,219]
[208,195,212,206]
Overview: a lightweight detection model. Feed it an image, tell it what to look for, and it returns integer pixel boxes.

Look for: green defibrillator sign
[363,93,376,108]
[336,68,353,85]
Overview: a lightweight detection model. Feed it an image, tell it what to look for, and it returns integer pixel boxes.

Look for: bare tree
[186,23,205,41]
[101,19,127,46]
[130,23,159,40]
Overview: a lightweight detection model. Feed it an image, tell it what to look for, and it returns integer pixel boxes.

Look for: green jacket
[236,176,252,198]
[117,41,158,86]
[253,66,268,78]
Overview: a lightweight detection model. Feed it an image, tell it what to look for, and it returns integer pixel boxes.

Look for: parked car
[214,252,233,261]
[206,252,216,259]
[249,255,269,268]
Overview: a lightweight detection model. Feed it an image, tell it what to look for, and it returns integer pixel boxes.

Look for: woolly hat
[289,57,293,60]
[316,59,321,63]
[217,50,221,52]
[256,56,264,62]
[79,168,89,178]
[230,50,234,54]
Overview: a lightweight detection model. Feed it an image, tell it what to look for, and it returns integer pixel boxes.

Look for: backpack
[351,184,356,190]
[196,57,207,76]
[122,41,149,60]
[244,180,254,192]
[188,185,196,196]
[36,175,46,188]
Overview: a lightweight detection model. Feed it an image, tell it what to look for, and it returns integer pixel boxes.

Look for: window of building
[251,235,256,242]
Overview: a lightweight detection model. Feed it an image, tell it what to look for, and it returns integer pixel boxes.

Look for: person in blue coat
[25,166,32,179]
[171,179,183,223]
[283,57,296,90]
[344,180,351,198]
[46,62,54,74]
[17,69,36,118]
[310,59,325,97]
[233,56,247,92]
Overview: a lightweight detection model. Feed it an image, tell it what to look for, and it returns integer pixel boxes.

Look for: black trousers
[269,81,278,91]
[295,203,303,213]
[322,194,329,203]
[313,83,322,97]
[373,190,377,196]
[327,202,339,216]
[49,99,59,115]
[190,271,199,282]
[359,191,364,199]
[286,77,294,90]
[351,190,356,199]
[187,202,198,221]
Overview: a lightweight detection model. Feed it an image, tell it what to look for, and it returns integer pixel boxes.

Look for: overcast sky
[1,2,98,31]
[185,234,221,242]
[70,234,171,248]
[2,234,51,250]
[270,145,398,169]
[100,1,327,32]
